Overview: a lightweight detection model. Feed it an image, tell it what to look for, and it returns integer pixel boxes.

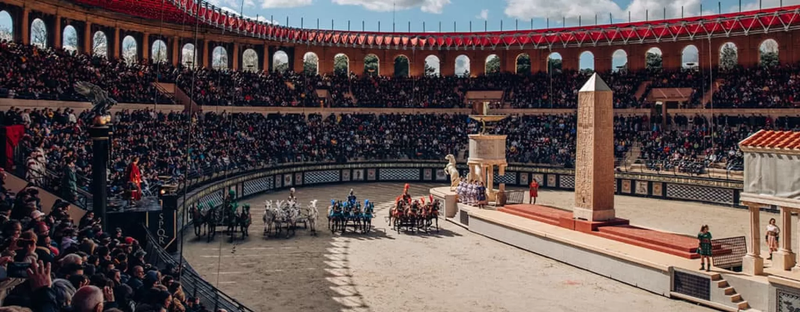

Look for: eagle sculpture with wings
[74,81,118,117]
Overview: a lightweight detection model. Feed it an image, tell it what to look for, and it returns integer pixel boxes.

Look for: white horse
[444,154,461,191]
[306,200,319,236]
[263,200,276,236]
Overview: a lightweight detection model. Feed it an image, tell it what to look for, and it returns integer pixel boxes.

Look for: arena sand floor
[180,182,757,312]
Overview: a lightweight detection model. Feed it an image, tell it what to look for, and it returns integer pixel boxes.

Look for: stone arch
[62,25,78,52]
[92,31,108,57]
[719,42,738,70]
[121,35,137,63]
[455,55,470,77]
[334,53,349,76]
[30,18,47,48]
[579,51,595,72]
[181,43,197,68]
[546,52,562,73]
[393,54,409,77]
[759,38,779,67]
[424,55,440,77]
[681,44,699,69]
[515,53,531,75]
[612,49,628,72]
[273,50,288,73]
[302,51,318,75]
[364,53,379,76]
[0,10,13,42]
[151,39,168,63]
[242,49,258,72]
[646,47,663,70]
[213,46,229,70]
[485,54,500,75]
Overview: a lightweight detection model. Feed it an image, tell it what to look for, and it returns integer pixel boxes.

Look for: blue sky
[207,0,800,32]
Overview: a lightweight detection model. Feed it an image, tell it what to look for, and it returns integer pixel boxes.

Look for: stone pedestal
[467,134,507,202]
[774,250,796,270]
[573,73,616,222]
[430,187,458,218]
[743,254,764,275]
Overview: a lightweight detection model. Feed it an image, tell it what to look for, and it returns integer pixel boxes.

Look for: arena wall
[2,0,800,75]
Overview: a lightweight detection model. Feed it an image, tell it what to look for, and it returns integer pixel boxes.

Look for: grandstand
[0,0,800,311]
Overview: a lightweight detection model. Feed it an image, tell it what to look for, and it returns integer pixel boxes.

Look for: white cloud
[738,0,800,12]
[476,9,489,20]
[261,0,312,8]
[331,0,451,14]
[503,0,729,23]
[219,6,280,24]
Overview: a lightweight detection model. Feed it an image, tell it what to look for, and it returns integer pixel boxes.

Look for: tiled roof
[739,130,800,150]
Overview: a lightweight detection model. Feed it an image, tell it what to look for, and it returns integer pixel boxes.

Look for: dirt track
[182,183,714,312]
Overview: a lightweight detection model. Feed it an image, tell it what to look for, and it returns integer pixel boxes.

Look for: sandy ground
[181,183,732,312]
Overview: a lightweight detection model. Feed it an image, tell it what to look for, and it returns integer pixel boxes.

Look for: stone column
[774,207,796,270]
[573,73,616,221]
[142,33,150,61]
[21,7,30,45]
[232,43,239,71]
[89,120,111,232]
[203,40,210,68]
[83,22,92,54]
[743,202,764,275]
[172,36,180,67]
[53,15,61,49]
[113,27,120,59]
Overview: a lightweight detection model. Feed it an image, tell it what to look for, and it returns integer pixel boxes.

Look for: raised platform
[499,204,731,259]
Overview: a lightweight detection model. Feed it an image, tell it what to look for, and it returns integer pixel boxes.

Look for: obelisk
[573,73,616,221]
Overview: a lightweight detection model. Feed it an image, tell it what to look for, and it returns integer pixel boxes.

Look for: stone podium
[572,73,617,222]
[467,134,507,201]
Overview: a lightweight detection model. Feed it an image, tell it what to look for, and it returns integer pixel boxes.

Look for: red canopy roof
[71,0,800,49]
[740,130,800,150]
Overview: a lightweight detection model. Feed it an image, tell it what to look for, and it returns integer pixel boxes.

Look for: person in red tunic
[529,179,539,204]
[127,156,142,201]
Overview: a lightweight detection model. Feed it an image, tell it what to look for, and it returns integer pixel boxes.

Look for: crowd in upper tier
[4,106,792,205]
[1,40,799,109]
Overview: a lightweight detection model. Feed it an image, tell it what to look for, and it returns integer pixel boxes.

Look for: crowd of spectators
[0,174,213,312]
[5,40,800,109]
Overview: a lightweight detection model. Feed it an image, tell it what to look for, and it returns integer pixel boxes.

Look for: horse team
[191,201,252,243]
[326,200,376,234]
[389,197,441,233]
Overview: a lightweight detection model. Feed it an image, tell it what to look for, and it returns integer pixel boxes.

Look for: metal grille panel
[777,288,800,312]
[673,271,710,301]
[666,184,734,205]
[242,177,270,196]
[494,172,516,185]
[304,170,340,184]
[198,192,224,208]
[711,236,747,269]
[559,175,575,189]
[379,168,420,181]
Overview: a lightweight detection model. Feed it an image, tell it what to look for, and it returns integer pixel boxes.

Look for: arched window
[121,35,137,63]
[181,43,197,68]
[546,52,562,73]
[681,45,699,70]
[579,51,595,72]
[334,53,349,76]
[393,55,409,77]
[212,46,229,70]
[485,54,500,75]
[719,42,738,71]
[515,53,530,75]
[62,25,78,52]
[151,39,168,63]
[424,55,440,77]
[92,31,108,57]
[646,47,662,70]
[242,49,258,72]
[455,55,470,77]
[0,11,13,42]
[364,54,379,76]
[759,39,779,68]
[612,49,628,72]
[273,50,288,73]
[30,18,47,48]
[302,52,318,75]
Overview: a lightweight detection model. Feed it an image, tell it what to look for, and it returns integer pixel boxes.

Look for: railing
[144,227,254,312]
[619,157,743,181]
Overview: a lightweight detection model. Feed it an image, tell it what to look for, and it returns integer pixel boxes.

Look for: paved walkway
[182,183,714,312]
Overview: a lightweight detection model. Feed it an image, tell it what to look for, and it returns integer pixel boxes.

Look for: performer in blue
[347,189,357,205]
[363,199,374,222]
